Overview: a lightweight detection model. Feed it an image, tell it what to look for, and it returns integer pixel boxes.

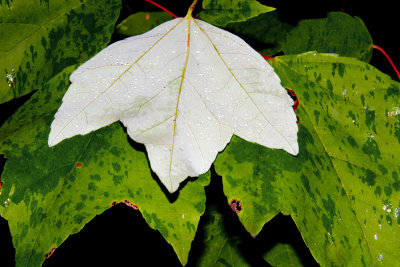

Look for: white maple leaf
[48,8,298,193]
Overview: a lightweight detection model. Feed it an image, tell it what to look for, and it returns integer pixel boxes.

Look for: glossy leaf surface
[283,12,373,61]
[199,0,275,26]
[0,0,121,104]
[0,67,209,266]
[215,52,400,265]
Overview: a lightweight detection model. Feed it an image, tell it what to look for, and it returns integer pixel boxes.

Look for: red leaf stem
[144,0,178,18]
[261,54,274,60]
[372,44,400,80]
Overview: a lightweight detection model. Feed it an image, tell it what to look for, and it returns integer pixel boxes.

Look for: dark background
[1,0,398,266]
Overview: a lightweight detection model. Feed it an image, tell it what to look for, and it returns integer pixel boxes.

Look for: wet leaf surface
[0,0,120,104]
[215,52,400,265]
[0,67,209,266]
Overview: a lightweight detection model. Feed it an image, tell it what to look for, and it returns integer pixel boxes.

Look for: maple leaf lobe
[49,16,298,192]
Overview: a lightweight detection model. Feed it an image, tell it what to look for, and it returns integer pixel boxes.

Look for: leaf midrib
[168,17,191,187]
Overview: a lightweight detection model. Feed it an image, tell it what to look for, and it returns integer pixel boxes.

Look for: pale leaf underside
[48,16,298,192]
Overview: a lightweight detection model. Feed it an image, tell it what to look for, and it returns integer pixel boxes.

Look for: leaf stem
[261,54,274,60]
[144,0,178,18]
[372,44,400,80]
[187,0,198,17]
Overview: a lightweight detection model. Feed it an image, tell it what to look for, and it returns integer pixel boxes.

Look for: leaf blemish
[123,199,139,210]
[286,88,299,110]
[45,246,57,259]
[110,200,118,207]
[76,162,82,168]
[230,199,242,214]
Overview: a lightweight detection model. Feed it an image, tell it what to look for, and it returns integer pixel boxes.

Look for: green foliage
[116,12,173,36]
[216,52,400,265]
[0,0,121,104]
[283,12,373,61]
[195,204,250,266]
[263,243,303,266]
[1,0,399,266]
[225,11,293,55]
[0,66,210,266]
[199,0,275,26]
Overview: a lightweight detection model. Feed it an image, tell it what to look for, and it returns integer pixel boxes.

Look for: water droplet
[378,253,384,263]
[6,68,15,87]
[387,107,400,117]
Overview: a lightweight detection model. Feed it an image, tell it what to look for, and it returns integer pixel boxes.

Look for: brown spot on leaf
[45,246,56,259]
[76,163,82,168]
[0,179,2,190]
[123,199,139,210]
[146,13,150,20]
[110,200,118,207]
[286,88,299,111]
[230,199,242,214]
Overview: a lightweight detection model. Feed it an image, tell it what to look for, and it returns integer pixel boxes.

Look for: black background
[1,0,398,266]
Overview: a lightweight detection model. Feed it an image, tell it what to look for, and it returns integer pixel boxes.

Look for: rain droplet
[6,69,15,87]
[378,253,384,263]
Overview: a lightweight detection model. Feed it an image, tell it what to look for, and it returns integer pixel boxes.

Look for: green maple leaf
[215,52,400,265]
[0,0,121,104]
[0,67,210,266]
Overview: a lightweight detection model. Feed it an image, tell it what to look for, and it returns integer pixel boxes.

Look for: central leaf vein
[168,17,192,186]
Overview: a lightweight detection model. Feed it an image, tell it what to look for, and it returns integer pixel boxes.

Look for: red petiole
[144,0,178,18]
[372,45,400,80]
[261,54,275,60]
[144,1,399,82]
